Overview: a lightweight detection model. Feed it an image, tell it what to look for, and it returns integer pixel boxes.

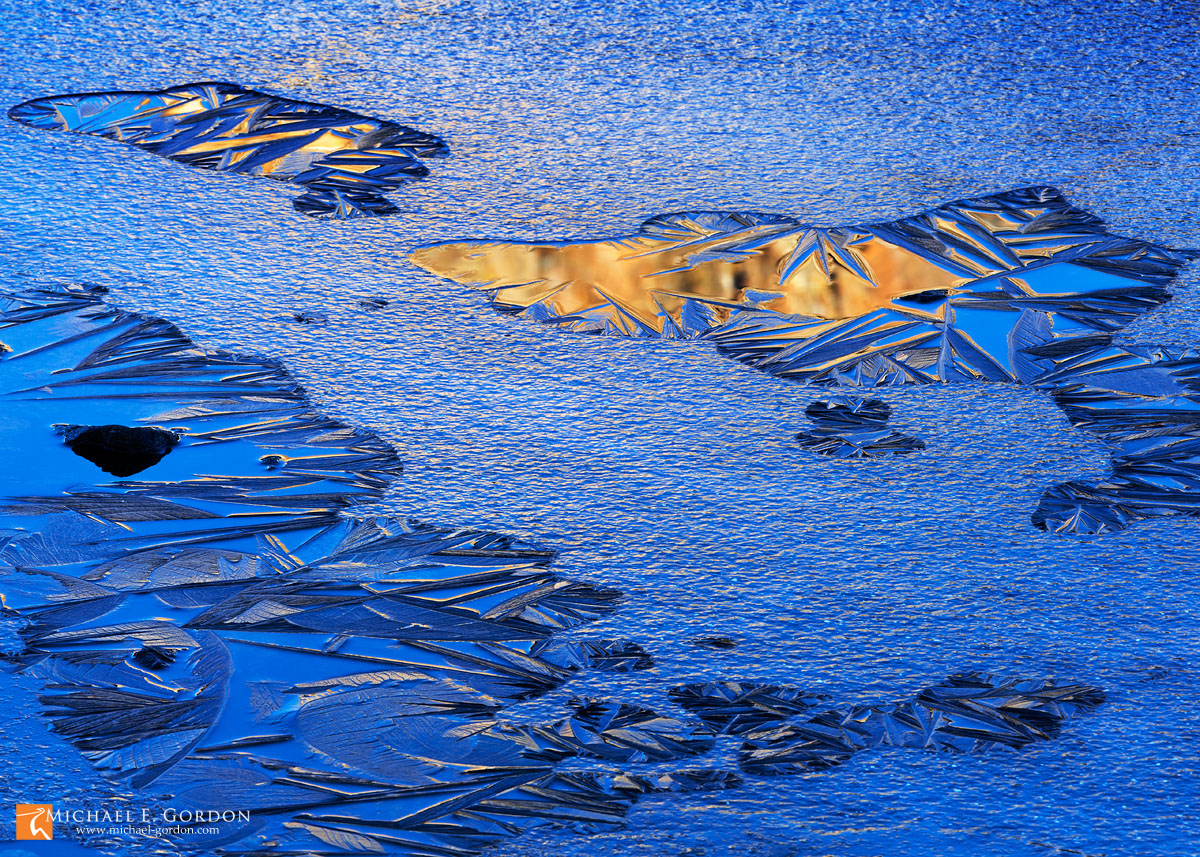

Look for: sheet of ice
[3,1,1200,855]
[0,284,1096,855]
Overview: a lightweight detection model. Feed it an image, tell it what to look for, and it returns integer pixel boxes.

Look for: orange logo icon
[16,804,53,840]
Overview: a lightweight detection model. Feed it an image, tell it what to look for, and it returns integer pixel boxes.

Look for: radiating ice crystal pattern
[793,398,925,458]
[411,187,1200,533]
[669,681,829,735]
[671,675,1103,775]
[0,282,403,541]
[8,82,447,218]
[409,186,1173,347]
[736,673,1106,775]
[7,514,744,854]
[497,700,718,763]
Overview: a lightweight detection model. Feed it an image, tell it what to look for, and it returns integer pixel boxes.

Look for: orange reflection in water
[410,222,970,333]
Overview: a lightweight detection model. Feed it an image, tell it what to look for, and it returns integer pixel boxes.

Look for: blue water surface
[1,1,1199,855]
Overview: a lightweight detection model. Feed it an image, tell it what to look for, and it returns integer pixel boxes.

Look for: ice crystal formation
[673,673,1104,775]
[793,398,925,458]
[0,283,1103,855]
[411,187,1200,534]
[728,674,1105,775]
[8,82,447,218]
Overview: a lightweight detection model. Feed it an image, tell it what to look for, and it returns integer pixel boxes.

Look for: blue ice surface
[1,0,1200,855]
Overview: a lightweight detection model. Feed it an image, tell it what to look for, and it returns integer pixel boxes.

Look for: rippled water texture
[2,1,1200,855]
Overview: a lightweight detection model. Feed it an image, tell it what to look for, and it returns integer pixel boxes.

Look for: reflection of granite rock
[9,82,447,218]
[412,187,1200,534]
[57,423,179,477]
[794,398,925,458]
[409,187,1182,354]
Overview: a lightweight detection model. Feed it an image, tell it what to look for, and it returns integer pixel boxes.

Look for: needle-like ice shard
[0,281,732,855]
[670,681,829,734]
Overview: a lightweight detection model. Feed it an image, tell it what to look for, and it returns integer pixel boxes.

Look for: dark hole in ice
[2,283,1122,854]
[57,424,180,477]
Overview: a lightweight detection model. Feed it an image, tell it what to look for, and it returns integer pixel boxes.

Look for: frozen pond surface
[2,1,1200,855]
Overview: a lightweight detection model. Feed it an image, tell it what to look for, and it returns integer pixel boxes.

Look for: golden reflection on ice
[410,222,970,333]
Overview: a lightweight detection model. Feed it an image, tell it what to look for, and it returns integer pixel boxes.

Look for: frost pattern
[0,283,1103,854]
[9,82,447,218]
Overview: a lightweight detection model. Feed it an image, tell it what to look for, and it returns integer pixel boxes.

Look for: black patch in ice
[58,423,179,477]
[0,283,740,855]
[132,645,176,669]
[290,310,328,325]
[0,284,1108,855]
